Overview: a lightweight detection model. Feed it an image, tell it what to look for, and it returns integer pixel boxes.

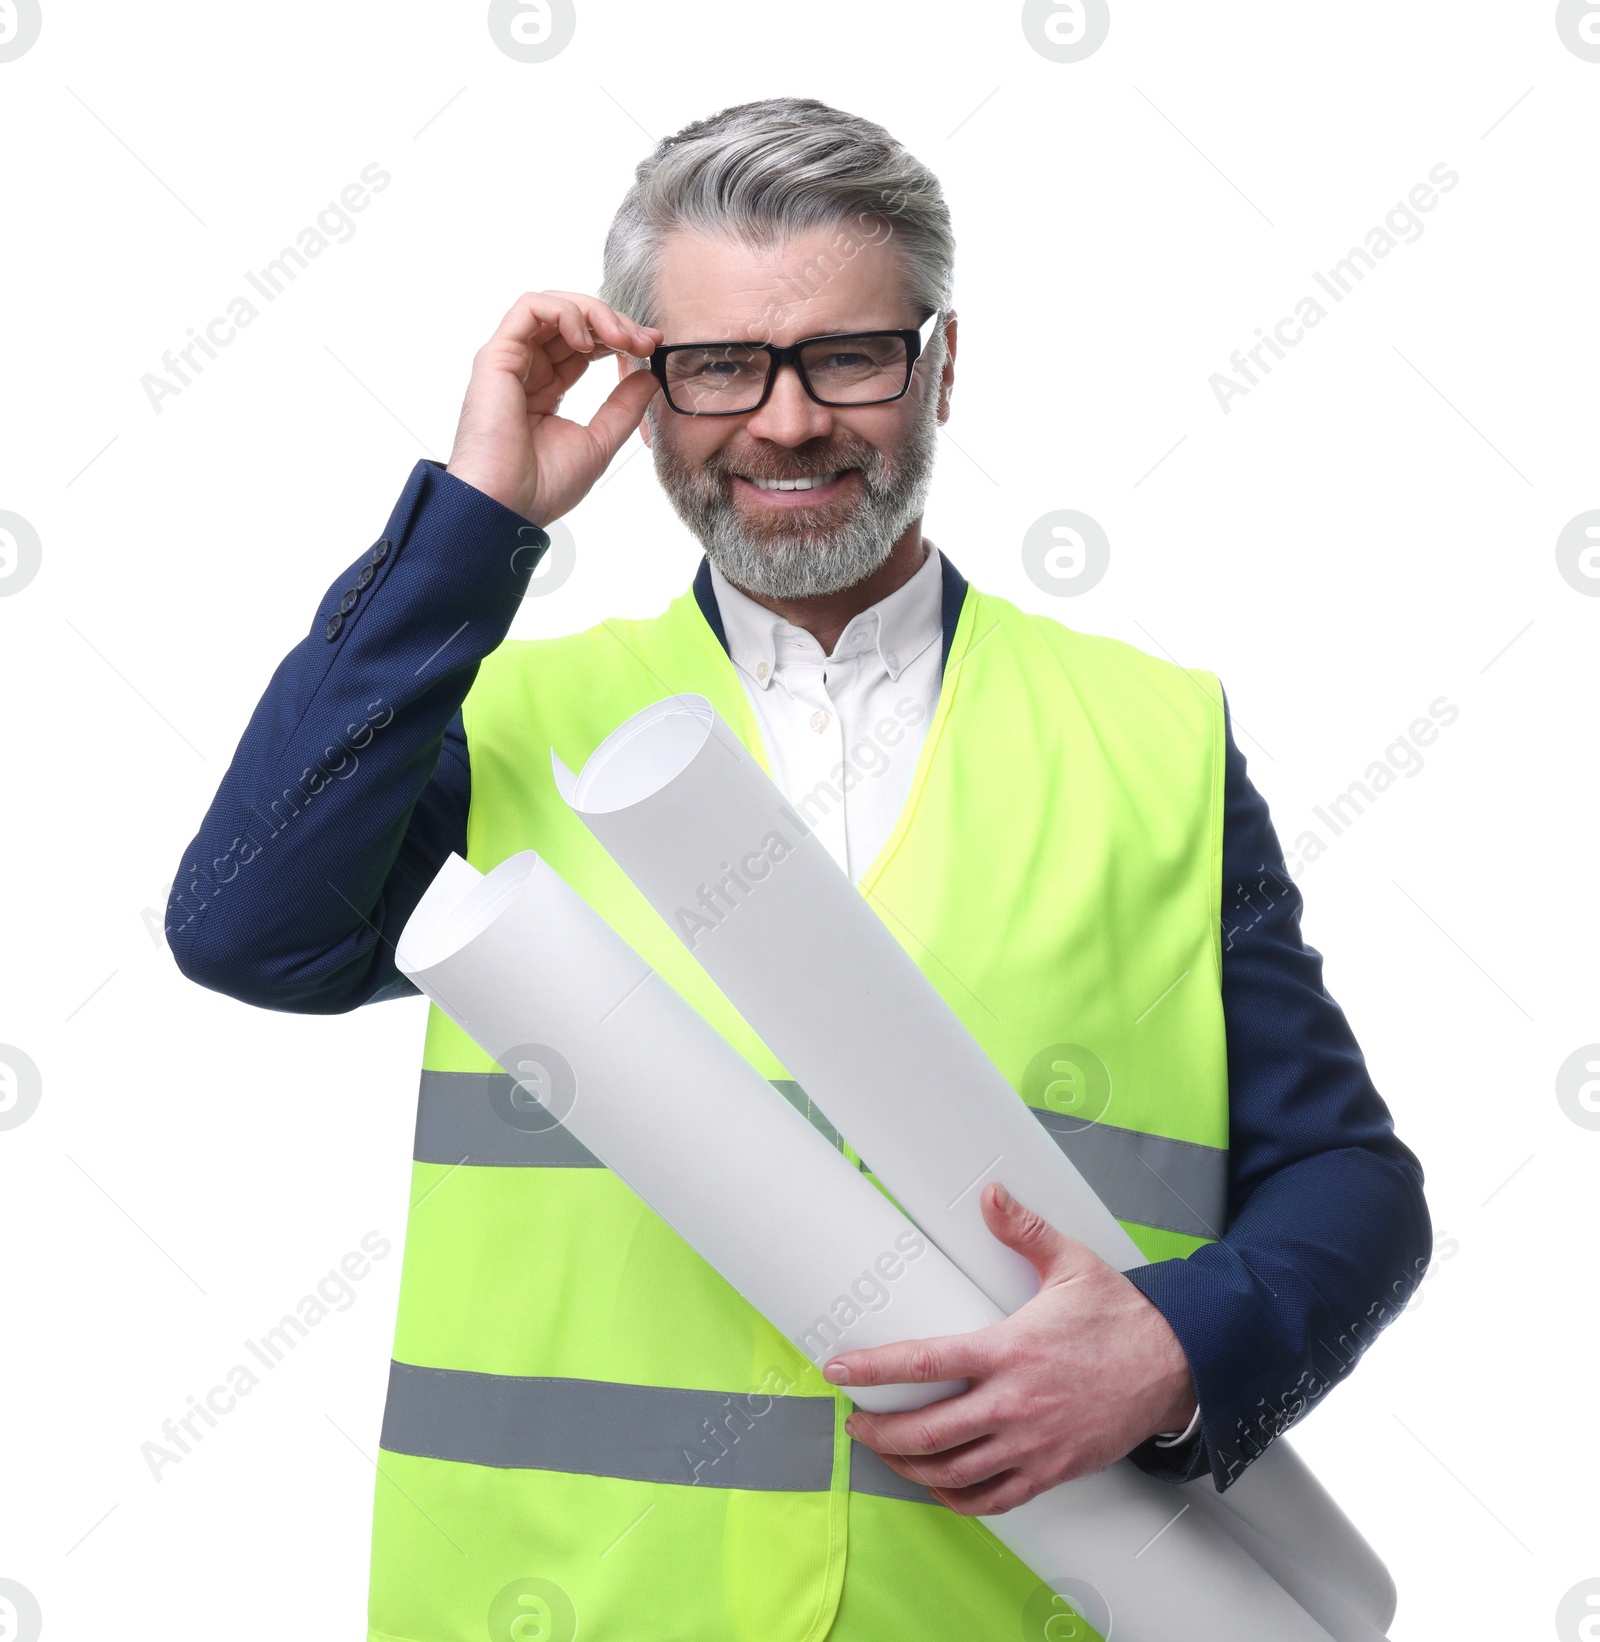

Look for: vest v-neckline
[675,562,983,896]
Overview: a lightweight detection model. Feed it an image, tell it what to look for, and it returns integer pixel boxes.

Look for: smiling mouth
[732,469,860,505]
[746,471,846,492]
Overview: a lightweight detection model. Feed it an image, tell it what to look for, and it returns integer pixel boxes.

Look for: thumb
[980,1182,1084,1283]
[583,366,661,466]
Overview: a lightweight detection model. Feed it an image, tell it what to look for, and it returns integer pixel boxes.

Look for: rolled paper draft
[554,694,1394,1639]
[1186,1492,1394,1642]
[397,850,987,1414]
[397,848,1338,1642]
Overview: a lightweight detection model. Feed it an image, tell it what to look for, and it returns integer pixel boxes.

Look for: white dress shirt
[709,546,945,882]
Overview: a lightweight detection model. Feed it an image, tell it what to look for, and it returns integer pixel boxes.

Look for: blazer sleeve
[166,460,541,1012]
[1124,689,1432,1491]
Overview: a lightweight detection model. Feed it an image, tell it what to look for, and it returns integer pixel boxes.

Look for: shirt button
[809,710,831,733]
[370,538,391,565]
[338,590,359,614]
[755,661,770,680]
[885,650,899,669]
[355,564,375,590]
[325,612,344,640]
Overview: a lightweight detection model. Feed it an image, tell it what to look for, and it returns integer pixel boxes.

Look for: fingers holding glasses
[520,290,660,361]
[448,289,663,523]
[474,293,659,392]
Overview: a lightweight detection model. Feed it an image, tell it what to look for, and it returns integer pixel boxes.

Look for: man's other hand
[822,1182,1198,1515]
[446,290,663,525]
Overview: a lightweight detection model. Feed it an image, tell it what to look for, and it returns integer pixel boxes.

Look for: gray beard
[648,388,941,600]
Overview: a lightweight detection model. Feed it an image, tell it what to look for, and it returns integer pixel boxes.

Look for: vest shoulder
[476,624,604,679]
[464,588,734,756]
[968,587,1222,708]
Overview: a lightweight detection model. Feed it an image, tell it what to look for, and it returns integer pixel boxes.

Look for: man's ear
[936,310,958,426]
[619,354,653,447]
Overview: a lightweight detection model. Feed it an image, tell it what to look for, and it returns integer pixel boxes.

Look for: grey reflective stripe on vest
[411,1072,862,1171]
[849,1441,935,1505]
[380,1360,931,1501]
[413,1072,1226,1239]
[770,1079,851,1154]
[1031,1111,1227,1240]
[413,1070,602,1167]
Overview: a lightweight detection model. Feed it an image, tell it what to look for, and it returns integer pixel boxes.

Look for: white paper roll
[1186,1492,1394,1642]
[554,693,1394,1639]
[1190,1444,1397,1636]
[397,849,1337,1642]
[397,849,987,1413]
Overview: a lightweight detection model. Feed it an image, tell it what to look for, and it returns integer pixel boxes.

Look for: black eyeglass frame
[646,310,943,416]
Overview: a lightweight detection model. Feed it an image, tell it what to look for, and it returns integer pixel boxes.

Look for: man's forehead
[651,223,914,344]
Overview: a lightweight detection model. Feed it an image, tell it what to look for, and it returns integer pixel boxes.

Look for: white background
[1,1,1596,1637]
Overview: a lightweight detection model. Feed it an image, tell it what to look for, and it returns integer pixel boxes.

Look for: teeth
[749,472,841,491]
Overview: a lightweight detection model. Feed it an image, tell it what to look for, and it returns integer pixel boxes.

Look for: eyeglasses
[648,311,942,416]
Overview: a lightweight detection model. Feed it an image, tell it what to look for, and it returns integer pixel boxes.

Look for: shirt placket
[776,639,851,876]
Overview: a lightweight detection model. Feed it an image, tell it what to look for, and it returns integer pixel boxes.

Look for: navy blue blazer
[166,459,1430,1491]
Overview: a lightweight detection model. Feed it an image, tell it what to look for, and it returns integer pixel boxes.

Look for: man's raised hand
[445,290,663,525]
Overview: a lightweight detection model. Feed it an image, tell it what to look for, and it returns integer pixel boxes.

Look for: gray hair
[600,98,954,332]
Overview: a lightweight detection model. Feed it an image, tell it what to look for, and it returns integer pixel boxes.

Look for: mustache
[707,439,882,485]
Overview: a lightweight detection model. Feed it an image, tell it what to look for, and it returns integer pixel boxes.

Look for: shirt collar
[708,544,944,690]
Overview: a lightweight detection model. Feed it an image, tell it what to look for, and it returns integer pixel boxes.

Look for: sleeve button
[338,590,359,614]
[355,564,375,590]
[325,612,344,640]
[370,538,391,565]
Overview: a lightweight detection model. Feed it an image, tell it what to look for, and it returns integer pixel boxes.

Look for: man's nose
[743,360,834,446]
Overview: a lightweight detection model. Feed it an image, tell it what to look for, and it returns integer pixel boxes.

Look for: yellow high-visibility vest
[367,574,1229,1642]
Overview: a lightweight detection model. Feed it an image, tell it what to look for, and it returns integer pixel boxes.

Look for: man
[169,98,1429,1642]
